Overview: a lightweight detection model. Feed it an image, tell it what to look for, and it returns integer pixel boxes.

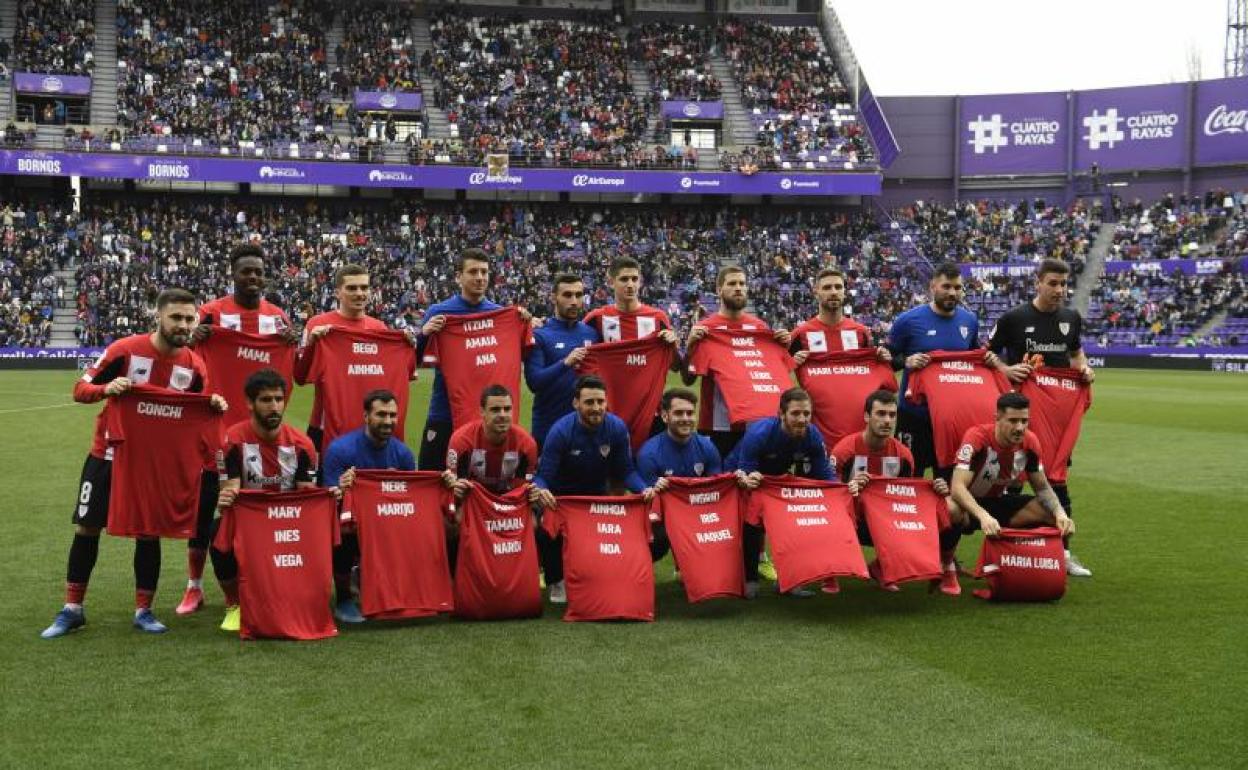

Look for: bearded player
[949,392,1075,540]
[210,368,322,632]
[42,289,227,639]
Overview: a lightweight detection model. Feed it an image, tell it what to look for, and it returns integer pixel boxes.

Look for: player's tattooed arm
[1031,473,1075,535]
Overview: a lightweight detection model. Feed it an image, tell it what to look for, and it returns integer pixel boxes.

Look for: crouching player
[949,393,1075,542]
[833,389,957,593]
[210,369,335,631]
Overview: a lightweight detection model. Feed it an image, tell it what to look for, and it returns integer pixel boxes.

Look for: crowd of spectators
[14,0,95,76]
[720,19,870,165]
[5,191,1244,349]
[1111,190,1247,260]
[332,2,421,97]
[0,202,71,348]
[115,0,335,144]
[427,9,649,167]
[899,198,1101,266]
[8,194,907,346]
[10,5,884,169]
[628,23,721,102]
[1087,266,1245,347]
[1118,193,1233,259]
[721,20,843,114]
[2,121,36,148]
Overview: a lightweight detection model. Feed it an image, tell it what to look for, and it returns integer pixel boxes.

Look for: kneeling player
[443,384,539,571]
[636,387,724,570]
[210,369,322,632]
[832,389,957,593]
[949,393,1075,541]
[727,387,833,598]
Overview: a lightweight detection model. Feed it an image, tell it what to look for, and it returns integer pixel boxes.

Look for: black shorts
[71,455,112,529]
[419,420,453,472]
[307,425,324,454]
[192,471,220,546]
[897,410,936,475]
[707,430,744,460]
[969,494,1035,529]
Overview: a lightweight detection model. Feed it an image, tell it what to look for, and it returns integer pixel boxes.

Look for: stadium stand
[2,194,918,347]
[628,22,721,102]
[0,201,67,347]
[1112,195,1234,260]
[13,0,95,76]
[114,0,334,146]
[426,8,651,167]
[2,187,1243,350]
[1086,267,1246,347]
[333,2,422,97]
[721,18,871,169]
[900,198,1100,266]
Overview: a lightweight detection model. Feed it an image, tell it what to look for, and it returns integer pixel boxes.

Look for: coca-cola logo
[1204,104,1247,136]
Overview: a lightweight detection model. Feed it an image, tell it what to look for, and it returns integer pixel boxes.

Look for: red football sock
[135,589,155,611]
[187,548,207,582]
[65,582,88,606]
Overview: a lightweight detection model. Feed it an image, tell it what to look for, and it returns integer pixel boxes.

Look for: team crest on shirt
[959,326,970,340]
[806,331,828,353]
[693,462,705,475]
[169,365,194,391]
[599,444,611,458]
[1058,322,1071,335]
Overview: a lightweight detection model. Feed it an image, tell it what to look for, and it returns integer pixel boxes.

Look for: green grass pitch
[0,368,1244,768]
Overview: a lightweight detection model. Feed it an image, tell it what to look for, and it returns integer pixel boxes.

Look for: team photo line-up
[41,244,1094,640]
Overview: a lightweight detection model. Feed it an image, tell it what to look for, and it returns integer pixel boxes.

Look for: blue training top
[635,431,723,486]
[525,317,599,448]
[886,304,980,416]
[416,294,503,425]
[533,411,646,496]
[725,417,833,480]
[322,427,417,488]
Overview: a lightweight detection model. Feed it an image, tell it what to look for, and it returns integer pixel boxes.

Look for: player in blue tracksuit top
[525,273,599,449]
[636,387,723,567]
[530,375,656,603]
[726,387,832,597]
[415,248,509,471]
[319,389,416,624]
[636,388,723,486]
[885,261,987,476]
[321,392,417,488]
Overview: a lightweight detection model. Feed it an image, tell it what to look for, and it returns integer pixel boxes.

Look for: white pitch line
[0,392,78,397]
[0,402,77,415]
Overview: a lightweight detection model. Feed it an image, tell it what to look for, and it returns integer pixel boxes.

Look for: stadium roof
[835,0,1225,96]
